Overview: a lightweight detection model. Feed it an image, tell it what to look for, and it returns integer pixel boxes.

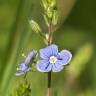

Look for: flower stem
[48,23,53,45]
[47,22,53,96]
[24,73,28,84]
[48,72,51,96]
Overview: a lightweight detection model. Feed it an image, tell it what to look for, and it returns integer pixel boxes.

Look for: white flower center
[49,56,57,63]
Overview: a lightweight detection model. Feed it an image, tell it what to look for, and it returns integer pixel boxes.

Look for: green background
[0,0,96,96]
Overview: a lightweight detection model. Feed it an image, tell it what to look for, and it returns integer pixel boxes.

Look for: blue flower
[16,49,37,76]
[36,44,72,72]
[16,63,29,76]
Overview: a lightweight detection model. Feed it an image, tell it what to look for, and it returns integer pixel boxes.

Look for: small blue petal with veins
[36,44,72,72]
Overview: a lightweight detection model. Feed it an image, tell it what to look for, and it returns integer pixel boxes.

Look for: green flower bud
[29,20,41,33]
[47,0,56,8]
[47,7,53,19]
[52,10,58,25]
[29,20,47,42]
[42,0,48,10]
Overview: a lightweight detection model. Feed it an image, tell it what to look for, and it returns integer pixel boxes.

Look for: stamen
[49,56,57,63]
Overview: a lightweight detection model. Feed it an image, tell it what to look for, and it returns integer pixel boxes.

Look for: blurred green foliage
[0,0,96,96]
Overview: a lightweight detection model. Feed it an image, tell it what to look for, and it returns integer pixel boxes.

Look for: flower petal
[19,63,28,71]
[15,71,25,76]
[48,44,58,56]
[40,48,51,59]
[59,50,72,65]
[16,63,29,76]
[24,49,37,65]
[36,60,52,72]
[52,61,64,72]
[40,44,58,59]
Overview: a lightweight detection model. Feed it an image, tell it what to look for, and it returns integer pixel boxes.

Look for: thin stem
[48,23,53,45]
[24,73,28,84]
[48,72,51,96]
[47,22,53,96]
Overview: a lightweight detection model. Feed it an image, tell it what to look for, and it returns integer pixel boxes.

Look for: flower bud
[29,20,41,33]
[52,10,58,25]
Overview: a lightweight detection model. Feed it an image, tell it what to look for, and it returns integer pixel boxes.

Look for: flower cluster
[16,49,37,76]
[36,44,72,72]
[16,44,72,75]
